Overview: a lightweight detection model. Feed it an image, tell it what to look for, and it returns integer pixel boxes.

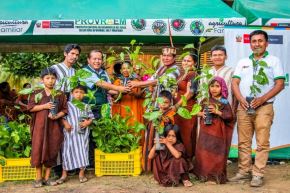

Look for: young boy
[57,85,94,184]
[143,90,176,172]
[28,68,68,187]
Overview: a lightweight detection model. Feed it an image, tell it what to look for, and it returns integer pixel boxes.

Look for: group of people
[0,30,285,188]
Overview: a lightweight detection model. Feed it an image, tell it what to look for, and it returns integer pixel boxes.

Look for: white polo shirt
[233,52,285,102]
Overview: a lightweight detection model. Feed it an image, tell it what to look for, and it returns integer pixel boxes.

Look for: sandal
[79,176,88,183]
[56,176,68,184]
[33,179,43,188]
[43,178,58,186]
[183,180,193,187]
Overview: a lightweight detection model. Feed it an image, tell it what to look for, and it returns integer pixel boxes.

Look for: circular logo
[131,19,146,31]
[152,20,167,35]
[190,20,204,35]
[171,19,185,31]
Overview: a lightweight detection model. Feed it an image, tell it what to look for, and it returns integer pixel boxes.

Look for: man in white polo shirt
[230,30,285,187]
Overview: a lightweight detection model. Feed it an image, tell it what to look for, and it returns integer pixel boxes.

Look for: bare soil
[1,162,290,193]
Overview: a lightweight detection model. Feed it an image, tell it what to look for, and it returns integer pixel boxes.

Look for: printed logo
[42,21,50,28]
[131,19,146,31]
[171,19,185,31]
[152,20,167,35]
[236,35,242,42]
[190,20,204,35]
[243,34,250,43]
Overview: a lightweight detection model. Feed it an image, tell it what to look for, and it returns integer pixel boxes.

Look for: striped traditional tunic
[51,63,75,93]
[62,101,94,170]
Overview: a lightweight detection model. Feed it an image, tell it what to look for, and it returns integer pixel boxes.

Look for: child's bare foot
[183,180,193,187]
[205,180,217,185]
[79,176,88,183]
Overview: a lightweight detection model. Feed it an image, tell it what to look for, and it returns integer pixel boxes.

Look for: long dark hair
[164,124,183,144]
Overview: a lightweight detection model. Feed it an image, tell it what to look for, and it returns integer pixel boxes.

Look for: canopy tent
[0,0,245,45]
[233,0,290,26]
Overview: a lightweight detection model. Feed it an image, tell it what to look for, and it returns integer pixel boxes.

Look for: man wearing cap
[128,46,181,102]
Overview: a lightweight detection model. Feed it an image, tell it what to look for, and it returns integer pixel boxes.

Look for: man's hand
[118,86,131,93]
[251,97,266,109]
[238,96,249,110]
[127,80,139,89]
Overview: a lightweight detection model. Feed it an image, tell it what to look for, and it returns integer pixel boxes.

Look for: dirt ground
[1,162,290,193]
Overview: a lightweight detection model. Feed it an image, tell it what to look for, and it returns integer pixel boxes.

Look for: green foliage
[91,104,145,153]
[0,115,31,158]
[250,60,270,97]
[177,107,191,119]
[0,53,62,78]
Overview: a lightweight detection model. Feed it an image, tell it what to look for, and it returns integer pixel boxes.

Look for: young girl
[148,124,193,187]
[28,68,67,187]
[193,76,234,184]
[57,85,94,184]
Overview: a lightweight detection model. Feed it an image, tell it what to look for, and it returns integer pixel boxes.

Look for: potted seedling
[247,59,269,115]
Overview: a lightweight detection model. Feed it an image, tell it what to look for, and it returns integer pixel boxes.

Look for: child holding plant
[28,68,68,187]
[193,76,234,184]
[143,90,176,172]
[148,122,193,187]
[56,85,94,184]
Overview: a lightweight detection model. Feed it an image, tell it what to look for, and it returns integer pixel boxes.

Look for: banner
[0,18,245,37]
[224,26,290,150]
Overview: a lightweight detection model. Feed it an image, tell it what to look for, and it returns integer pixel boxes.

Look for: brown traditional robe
[142,109,175,172]
[152,143,190,186]
[193,97,234,184]
[28,89,67,168]
[174,71,198,160]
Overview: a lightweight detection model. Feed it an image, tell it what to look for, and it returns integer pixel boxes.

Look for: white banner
[0,20,31,35]
[0,18,246,37]
[225,26,290,148]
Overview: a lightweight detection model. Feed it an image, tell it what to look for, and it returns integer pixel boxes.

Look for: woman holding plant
[173,53,198,163]
[28,68,67,187]
[193,77,234,184]
[112,61,144,124]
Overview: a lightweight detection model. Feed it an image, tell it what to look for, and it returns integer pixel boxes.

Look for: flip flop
[79,176,88,183]
[43,178,58,186]
[56,177,68,184]
[33,179,43,188]
[183,180,193,187]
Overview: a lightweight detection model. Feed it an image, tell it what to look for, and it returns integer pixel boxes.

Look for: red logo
[243,34,250,43]
[42,21,50,28]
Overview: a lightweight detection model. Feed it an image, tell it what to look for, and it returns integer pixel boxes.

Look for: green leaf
[178,51,190,60]
[258,60,268,67]
[199,37,206,43]
[125,106,131,113]
[181,95,187,107]
[143,111,162,121]
[130,39,136,46]
[119,52,125,61]
[156,97,164,105]
[72,99,86,111]
[18,88,33,95]
[177,107,191,119]
[183,44,195,50]
[34,93,43,103]
[190,104,202,115]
